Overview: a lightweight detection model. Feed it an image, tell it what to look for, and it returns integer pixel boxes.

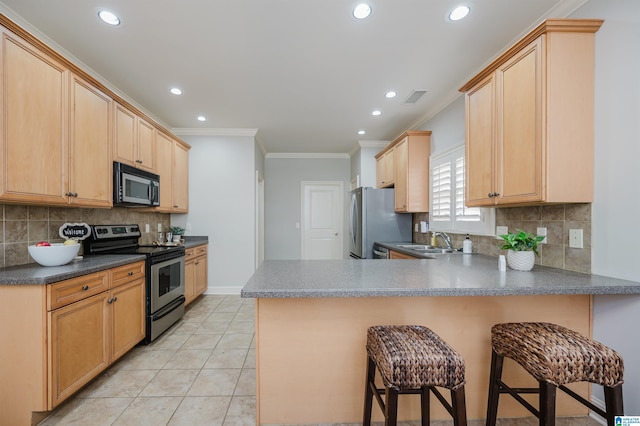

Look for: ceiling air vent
[404,90,427,104]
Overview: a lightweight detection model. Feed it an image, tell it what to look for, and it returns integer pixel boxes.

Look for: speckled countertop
[0,236,208,285]
[0,254,147,285]
[241,254,640,298]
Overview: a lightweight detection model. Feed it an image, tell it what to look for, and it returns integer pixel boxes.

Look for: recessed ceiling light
[170,88,183,95]
[358,130,366,135]
[385,91,397,99]
[196,116,207,122]
[98,10,120,26]
[353,3,371,19]
[371,110,381,116]
[448,5,470,21]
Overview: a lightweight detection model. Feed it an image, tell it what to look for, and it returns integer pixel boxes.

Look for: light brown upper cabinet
[172,141,190,212]
[0,29,112,207]
[69,74,113,207]
[375,131,431,213]
[460,19,603,207]
[155,131,190,213]
[376,149,394,188]
[114,102,156,173]
[0,29,69,205]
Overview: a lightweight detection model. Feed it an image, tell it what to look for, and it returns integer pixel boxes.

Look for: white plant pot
[506,250,535,271]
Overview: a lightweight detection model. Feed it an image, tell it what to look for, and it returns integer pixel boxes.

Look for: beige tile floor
[39,295,602,426]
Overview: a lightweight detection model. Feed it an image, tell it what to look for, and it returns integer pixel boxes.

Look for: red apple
[35,241,51,247]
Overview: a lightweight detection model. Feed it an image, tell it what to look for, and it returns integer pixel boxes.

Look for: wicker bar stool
[486,322,624,426]
[363,325,467,426]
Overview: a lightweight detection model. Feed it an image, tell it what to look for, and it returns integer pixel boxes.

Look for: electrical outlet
[569,229,584,249]
[414,223,419,232]
[420,221,428,233]
[186,222,192,231]
[145,223,150,233]
[496,226,508,238]
[537,227,547,244]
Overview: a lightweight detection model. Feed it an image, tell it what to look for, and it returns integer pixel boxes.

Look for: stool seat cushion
[366,325,466,391]
[491,322,624,387]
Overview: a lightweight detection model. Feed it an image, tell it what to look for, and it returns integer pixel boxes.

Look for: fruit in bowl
[28,241,80,266]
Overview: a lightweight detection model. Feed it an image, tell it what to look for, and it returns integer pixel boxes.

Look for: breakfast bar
[241,255,640,424]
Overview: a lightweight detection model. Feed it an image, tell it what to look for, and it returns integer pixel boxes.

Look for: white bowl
[28,243,80,267]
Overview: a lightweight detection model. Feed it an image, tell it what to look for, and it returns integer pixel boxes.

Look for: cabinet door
[496,38,542,204]
[194,256,208,297]
[465,74,496,207]
[69,75,112,207]
[114,103,136,166]
[136,118,156,172]
[48,292,110,408]
[0,30,68,205]
[394,139,408,211]
[110,278,145,362]
[172,141,189,212]
[155,131,174,212]
[389,250,418,259]
[376,150,394,188]
[184,258,195,305]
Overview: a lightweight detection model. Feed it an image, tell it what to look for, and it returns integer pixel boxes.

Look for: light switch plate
[145,223,150,233]
[496,226,508,238]
[537,227,547,244]
[414,223,419,232]
[420,221,428,233]
[569,229,583,249]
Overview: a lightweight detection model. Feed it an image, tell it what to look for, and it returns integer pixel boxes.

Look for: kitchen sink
[413,248,454,254]
[396,244,432,249]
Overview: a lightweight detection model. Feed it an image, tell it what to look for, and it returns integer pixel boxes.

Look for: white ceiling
[0,0,584,154]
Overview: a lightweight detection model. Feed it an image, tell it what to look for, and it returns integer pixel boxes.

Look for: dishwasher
[372,244,389,259]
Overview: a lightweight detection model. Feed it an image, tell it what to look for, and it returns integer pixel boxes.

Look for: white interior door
[301,181,344,259]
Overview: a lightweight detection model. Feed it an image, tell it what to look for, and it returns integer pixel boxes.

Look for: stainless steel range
[84,224,185,343]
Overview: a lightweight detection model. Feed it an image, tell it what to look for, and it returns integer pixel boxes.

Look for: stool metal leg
[539,381,556,426]
[604,383,624,426]
[385,387,399,426]
[451,385,468,426]
[420,386,430,426]
[363,356,376,426]
[486,350,504,426]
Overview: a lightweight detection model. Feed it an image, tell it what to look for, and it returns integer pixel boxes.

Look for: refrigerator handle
[350,193,358,248]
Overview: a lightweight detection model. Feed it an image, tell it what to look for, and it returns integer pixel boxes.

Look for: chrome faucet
[433,232,454,250]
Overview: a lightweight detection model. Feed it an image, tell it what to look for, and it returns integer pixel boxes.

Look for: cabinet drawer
[110,261,145,288]
[185,247,195,260]
[47,271,109,311]
[195,245,208,257]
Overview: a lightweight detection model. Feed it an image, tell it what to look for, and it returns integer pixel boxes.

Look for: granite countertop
[0,236,209,285]
[0,254,147,285]
[241,255,640,298]
[182,236,209,248]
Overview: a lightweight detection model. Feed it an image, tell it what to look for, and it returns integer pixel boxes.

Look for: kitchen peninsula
[241,256,640,424]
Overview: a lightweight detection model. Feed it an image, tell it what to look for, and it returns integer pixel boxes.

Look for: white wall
[172,134,257,294]
[265,156,350,259]
[571,0,640,411]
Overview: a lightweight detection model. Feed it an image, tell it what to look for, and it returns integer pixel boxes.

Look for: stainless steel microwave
[113,161,160,207]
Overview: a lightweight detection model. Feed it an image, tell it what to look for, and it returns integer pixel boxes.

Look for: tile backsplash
[0,204,170,268]
[413,203,591,273]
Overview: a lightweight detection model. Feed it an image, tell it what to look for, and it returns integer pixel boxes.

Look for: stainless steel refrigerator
[349,187,412,259]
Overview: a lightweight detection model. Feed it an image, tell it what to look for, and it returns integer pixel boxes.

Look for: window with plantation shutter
[429,146,495,235]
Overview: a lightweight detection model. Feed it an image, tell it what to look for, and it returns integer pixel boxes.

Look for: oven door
[149,255,185,314]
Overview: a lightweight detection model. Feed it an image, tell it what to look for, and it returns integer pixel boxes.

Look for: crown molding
[171,128,259,137]
[266,153,350,159]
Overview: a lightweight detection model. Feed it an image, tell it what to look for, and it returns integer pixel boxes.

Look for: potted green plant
[498,230,545,271]
[169,226,185,243]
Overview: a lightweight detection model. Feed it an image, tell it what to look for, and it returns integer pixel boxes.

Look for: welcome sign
[58,223,91,240]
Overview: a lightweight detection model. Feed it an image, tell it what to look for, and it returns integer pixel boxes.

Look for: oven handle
[151,295,186,321]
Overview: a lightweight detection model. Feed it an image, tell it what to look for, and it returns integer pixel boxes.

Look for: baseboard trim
[589,395,606,425]
[204,286,242,295]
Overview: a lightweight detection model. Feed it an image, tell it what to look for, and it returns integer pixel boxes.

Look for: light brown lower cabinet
[0,261,145,425]
[389,250,419,259]
[185,244,208,305]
